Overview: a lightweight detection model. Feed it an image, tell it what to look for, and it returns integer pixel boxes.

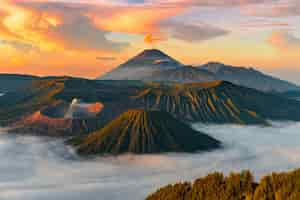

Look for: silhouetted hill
[72,109,221,155]
[147,168,300,200]
[200,62,300,92]
[0,74,39,92]
[277,90,300,100]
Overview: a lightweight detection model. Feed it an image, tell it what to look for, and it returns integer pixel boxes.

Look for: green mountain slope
[72,109,221,155]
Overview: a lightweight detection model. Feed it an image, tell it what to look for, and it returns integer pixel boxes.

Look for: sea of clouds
[1,121,300,200]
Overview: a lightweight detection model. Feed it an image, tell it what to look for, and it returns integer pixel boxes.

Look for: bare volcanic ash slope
[72,109,221,155]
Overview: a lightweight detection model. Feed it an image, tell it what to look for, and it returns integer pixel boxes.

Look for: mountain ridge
[2,78,300,136]
[199,62,300,92]
[99,49,300,92]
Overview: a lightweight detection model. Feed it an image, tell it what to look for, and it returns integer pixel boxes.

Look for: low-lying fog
[1,122,300,200]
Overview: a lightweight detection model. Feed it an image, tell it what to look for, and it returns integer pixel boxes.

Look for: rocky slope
[72,109,221,155]
[2,77,300,136]
[132,81,268,124]
[13,110,102,136]
[12,99,104,136]
[133,81,300,123]
[100,49,183,80]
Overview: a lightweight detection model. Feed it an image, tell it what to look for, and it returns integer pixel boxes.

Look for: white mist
[0,122,300,200]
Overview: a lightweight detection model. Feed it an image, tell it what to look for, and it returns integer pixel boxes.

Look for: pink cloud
[244,0,300,17]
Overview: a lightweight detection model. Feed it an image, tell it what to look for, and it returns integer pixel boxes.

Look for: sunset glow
[0,0,299,82]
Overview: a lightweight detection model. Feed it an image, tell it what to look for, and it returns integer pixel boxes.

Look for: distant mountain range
[72,109,221,155]
[200,62,300,93]
[1,49,298,93]
[99,49,300,92]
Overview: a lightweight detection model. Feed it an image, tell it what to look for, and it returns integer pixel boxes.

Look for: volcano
[98,49,300,92]
[99,49,183,80]
[72,109,221,155]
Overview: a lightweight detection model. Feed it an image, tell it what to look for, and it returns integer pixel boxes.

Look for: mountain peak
[120,49,182,68]
[138,49,170,58]
[99,49,183,80]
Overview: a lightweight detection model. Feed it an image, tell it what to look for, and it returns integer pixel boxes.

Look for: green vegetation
[147,168,300,200]
[72,109,221,155]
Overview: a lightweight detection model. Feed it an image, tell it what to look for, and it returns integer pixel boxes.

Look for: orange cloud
[144,33,165,44]
[0,0,129,52]
[0,0,189,53]
[0,0,189,78]
[88,5,187,34]
[268,30,300,50]
[0,0,299,81]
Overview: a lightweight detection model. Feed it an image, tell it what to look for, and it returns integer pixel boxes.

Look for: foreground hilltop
[1,77,300,136]
[72,109,221,155]
[147,168,300,200]
[99,49,300,93]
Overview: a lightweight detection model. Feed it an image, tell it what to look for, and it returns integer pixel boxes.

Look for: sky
[0,0,299,83]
